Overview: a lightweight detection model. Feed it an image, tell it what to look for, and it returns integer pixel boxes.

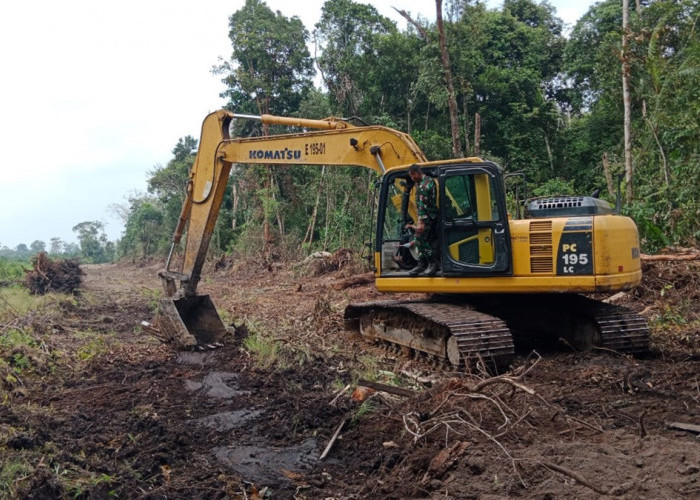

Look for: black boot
[409,259,427,276]
[423,258,439,276]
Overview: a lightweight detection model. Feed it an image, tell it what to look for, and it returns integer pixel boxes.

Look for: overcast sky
[0,0,595,250]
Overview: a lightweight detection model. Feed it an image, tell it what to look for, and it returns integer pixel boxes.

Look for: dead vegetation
[23,252,82,295]
[0,255,699,498]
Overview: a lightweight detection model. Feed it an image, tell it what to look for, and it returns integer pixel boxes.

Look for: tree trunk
[323,186,331,251]
[544,133,554,172]
[303,165,326,246]
[261,119,272,259]
[436,0,463,158]
[461,79,471,154]
[474,113,481,156]
[622,0,634,203]
[602,152,616,198]
[271,171,285,238]
[231,181,239,230]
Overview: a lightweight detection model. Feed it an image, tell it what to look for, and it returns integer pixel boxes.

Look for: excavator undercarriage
[345,294,649,373]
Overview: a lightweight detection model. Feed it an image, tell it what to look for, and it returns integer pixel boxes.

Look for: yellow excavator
[155,109,648,371]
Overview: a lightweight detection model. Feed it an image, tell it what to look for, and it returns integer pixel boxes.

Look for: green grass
[243,328,281,369]
[76,335,109,361]
[0,458,34,498]
[352,355,380,383]
[0,328,37,349]
[351,400,377,425]
[0,287,54,318]
[139,287,163,312]
[0,259,30,282]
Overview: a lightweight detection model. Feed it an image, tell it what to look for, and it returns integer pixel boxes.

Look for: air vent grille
[529,220,553,273]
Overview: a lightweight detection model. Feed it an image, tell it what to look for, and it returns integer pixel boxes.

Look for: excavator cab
[376,161,512,277]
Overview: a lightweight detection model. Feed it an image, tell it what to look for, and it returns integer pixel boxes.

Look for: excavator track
[463,293,650,356]
[577,298,650,354]
[344,294,650,374]
[344,300,515,372]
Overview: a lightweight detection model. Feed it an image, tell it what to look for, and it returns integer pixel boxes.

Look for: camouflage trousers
[415,219,437,259]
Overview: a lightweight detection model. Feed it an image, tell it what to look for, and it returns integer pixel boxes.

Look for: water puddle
[193,409,262,432]
[212,438,318,485]
[184,371,251,399]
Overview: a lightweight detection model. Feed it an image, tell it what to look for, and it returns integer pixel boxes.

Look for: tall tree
[622,0,634,202]
[456,0,565,175]
[29,240,46,254]
[564,0,700,249]
[72,221,111,263]
[216,0,315,258]
[435,0,463,157]
[49,237,63,255]
[217,0,314,116]
[315,0,397,117]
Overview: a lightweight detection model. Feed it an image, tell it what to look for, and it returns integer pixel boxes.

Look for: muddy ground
[1,255,699,499]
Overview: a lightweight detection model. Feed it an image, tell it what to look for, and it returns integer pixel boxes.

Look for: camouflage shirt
[416,175,437,221]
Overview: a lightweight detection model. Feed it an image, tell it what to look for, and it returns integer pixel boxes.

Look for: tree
[622,0,633,202]
[148,136,197,206]
[121,199,164,257]
[216,0,316,258]
[30,240,46,254]
[49,238,64,255]
[217,0,314,116]
[73,221,110,263]
[564,0,700,249]
[451,1,565,175]
[315,0,397,117]
[435,0,462,157]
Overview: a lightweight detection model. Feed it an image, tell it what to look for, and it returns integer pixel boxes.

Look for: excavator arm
[155,109,426,347]
[162,109,426,298]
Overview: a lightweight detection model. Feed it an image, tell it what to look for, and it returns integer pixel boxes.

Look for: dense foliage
[115,0,699,260]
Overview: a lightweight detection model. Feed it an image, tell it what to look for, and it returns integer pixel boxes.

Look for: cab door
[438,164,512,275]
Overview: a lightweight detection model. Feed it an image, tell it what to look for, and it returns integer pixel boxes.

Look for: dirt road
[1,258,698,498]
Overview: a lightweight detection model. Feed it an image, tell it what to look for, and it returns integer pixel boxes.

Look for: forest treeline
[116,0,699,262]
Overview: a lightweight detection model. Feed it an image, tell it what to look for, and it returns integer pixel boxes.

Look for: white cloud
[0,0,593,249]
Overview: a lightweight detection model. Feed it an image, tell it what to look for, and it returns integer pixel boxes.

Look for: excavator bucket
[154,295,230,349]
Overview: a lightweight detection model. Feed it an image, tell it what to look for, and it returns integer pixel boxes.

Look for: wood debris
[23,252,82,295]
[667,421,700,434]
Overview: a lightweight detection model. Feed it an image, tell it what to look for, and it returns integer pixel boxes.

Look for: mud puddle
[192,409,262,431]
[213,438,319,486]
[184,371,251,399]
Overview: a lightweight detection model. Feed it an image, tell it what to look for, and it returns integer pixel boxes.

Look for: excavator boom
[156,110,426,347]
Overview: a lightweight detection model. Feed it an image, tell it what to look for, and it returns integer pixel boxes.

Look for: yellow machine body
[375,214,641,294]
[156,109,644,356]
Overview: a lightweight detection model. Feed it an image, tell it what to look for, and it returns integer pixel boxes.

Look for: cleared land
[1,255,698,499]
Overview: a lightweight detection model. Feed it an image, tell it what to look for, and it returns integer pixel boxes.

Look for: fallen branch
[469,375,536,395]
[641,250,700,261]
[331,272,374,290]
[540,462,612,496]
[358,379,418,398]
[329,384,351,406]
[667,421,700,434]
[320,418,347,460]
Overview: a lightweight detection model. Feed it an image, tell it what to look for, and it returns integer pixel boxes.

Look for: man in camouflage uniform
[405,164,439,276]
